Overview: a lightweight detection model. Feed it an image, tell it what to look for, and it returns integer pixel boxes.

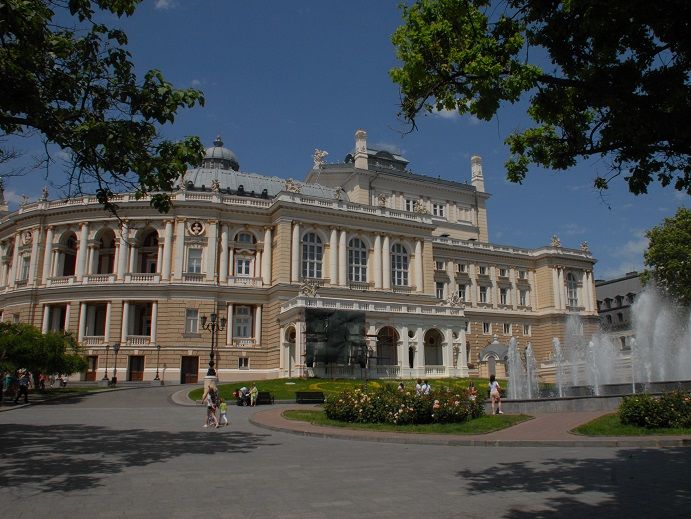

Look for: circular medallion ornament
[188,221,205,236]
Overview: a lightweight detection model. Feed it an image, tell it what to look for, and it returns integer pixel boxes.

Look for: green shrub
[619,391,691,429]
[324,385,484,425]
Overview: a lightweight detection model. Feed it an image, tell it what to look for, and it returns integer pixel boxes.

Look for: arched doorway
[376,326,398,366]
[94,228,116,274]
[424,329,443,365]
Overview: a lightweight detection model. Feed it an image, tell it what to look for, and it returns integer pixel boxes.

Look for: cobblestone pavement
[1,386,689,519]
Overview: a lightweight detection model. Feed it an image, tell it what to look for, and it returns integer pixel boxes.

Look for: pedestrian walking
[202,383,220,428]
[249,382,258,407]
[14,371,31,404]
[219,398,229,426]
[489,374,503,414]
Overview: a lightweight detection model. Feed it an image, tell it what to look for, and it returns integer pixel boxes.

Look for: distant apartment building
[595,271,642,350]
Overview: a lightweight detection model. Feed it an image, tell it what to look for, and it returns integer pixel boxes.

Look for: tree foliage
[0,322,87,375]
[642,207,691,306]
[391,0,691,195]
[0,0,205,212]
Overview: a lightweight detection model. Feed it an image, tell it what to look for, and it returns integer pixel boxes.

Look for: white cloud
[561,223,586,235]
[191,79,203,88]
[56,150,71,161]
[154,0,177,10]
[431,107,460,120]
[597,261,643,280]
[3,189,24,205]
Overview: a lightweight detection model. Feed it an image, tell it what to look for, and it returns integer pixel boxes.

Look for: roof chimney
[471,155,485,192]
[354,129,368,170]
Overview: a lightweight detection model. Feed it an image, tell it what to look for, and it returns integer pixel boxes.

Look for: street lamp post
[201,312,227,377]
[154,344,161,381]
[102,344,110,381]
[112,342,120,385]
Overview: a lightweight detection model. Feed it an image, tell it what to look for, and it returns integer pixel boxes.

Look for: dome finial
[214,135,223,147]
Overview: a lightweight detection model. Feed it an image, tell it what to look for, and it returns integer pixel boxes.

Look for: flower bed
[619,390,691,429]
[324,385,484,425]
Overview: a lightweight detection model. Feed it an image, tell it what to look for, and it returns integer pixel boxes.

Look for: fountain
[507,337,539,400]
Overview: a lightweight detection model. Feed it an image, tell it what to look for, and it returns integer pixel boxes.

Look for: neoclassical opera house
[0,130,598,383]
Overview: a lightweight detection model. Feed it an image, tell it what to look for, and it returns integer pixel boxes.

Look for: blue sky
[2,0,688,279]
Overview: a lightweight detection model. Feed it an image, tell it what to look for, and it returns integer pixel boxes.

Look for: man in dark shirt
[14,372,31,404]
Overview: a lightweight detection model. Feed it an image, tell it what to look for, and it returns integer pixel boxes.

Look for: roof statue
[551,235,561,247]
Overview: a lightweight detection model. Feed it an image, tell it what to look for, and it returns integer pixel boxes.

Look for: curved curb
[249,409,691,449]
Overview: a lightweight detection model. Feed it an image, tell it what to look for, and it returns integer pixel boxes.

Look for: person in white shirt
[488,374,503,414]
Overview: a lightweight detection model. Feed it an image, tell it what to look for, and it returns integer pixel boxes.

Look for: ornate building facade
[0,130,598,383]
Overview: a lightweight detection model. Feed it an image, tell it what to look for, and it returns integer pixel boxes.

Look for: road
[1,386,688,518]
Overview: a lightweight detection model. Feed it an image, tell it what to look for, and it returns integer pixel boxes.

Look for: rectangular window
[499,267,507,277]
[479,286,487,303]
[519,289,528,306]
[185,309,198,333]
[503,323,511,335]
[436,281,445,299]
[518,270,527,280]
[457,263,466,273]
[435,260,445,271]
[235,257,252,277]
[483,322,491,334]
[13,313,20,323]
[238,357,249,369]
[234,306,252,338]
[458,285,466,301]
[523,324,531,336]
[187,249,202,274]
[19,256,30,280]
[500,288,508,305]
[463,321,469,332]
[432,203,445,217]
[478,265,487,275]
[405,198,415,212]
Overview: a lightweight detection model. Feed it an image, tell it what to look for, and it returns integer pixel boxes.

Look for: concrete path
[1,386,689,519]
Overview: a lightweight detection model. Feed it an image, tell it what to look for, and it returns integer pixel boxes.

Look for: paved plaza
[1,386,689,518]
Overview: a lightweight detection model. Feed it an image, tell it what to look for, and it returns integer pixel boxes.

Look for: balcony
[227,276,263,287]
[231,338,257,348]
[348,281,373,291]
[182,272,206,283]
[126,335,151,347]
[126,273,160,283]
[82,336,106,346]
[84,274,115,284]
[392,285,413,294]
[47,276,75,287]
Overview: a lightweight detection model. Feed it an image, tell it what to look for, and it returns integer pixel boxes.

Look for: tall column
[255,250,262,279]
[150,301,158,344]
[104,302,112,343]
[76,223,89,280]
[552,267,561,309]
[78,302,87,343]
[291,222,300,282]
[206,220,218,281]
[128,240,137,273]
[219,224,229,283]
[338,229,347,286]
[446,259,456,298]
[228,246,234,278]
[400,324,408,370]
[226,303,233,346]
[329,228,338,284]
[382,235,391,289]
[86,245,95,276]
[558,268,567,309]
[443,329,454,370]
[583,271,592,311]
[254,305,262,345]
[470,265,478,305]
[261,227,272,285]
[156,242,164,274]
[491,266,498,309]
[42,305,50,333]
[64,303,71,332]
[161,220,174,280]
[28,227,40,285]
[414,326,425,369]
[172,219,185,280]
[415,240,423,292]
[117,222,129,280]
[121,301,130,343]
[8,233,20,287]
[373,235,382,289]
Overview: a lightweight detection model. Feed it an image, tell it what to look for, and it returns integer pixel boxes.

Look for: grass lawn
[282,409,531,434]
[573,413,691,436]
[188,377,492,402]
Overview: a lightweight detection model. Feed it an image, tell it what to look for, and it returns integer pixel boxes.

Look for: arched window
[566,272,578,307]
[391,243,408,286]
[301,232,322,279]
[236,232,255,244]
[348,237,367,282]
[62,235,77,276]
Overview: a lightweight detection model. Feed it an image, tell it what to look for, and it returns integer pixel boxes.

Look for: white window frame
[478,265,487,275]
[19,255,30,280]
[432,203,445,217]
[234,306,252,338]
[348,238,367,282]
[405,198,415,212]
[457,263,466,273]
[503,323,511,335]
[479,286,488,303]
[499,267,508,277]
[458,284,466,301]
[500,288,508,305]
[435,260,445,271]
[519,289,528,306]
[186,248,202,274]
[238,357,249,369]
[523,324,531,336]
[483,322,491,334]
[235,256,253,277]
[436,281,445,299]
[301,232,323,279]
[185,309,199,334]
[391,243,409,287]
[566,272,579,307]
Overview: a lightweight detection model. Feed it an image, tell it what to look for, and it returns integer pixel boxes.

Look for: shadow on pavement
[0,423,278,493]
[455,447,691,517]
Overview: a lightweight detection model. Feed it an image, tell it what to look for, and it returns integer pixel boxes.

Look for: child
[219,398,229,427]
[468,381,478,401]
